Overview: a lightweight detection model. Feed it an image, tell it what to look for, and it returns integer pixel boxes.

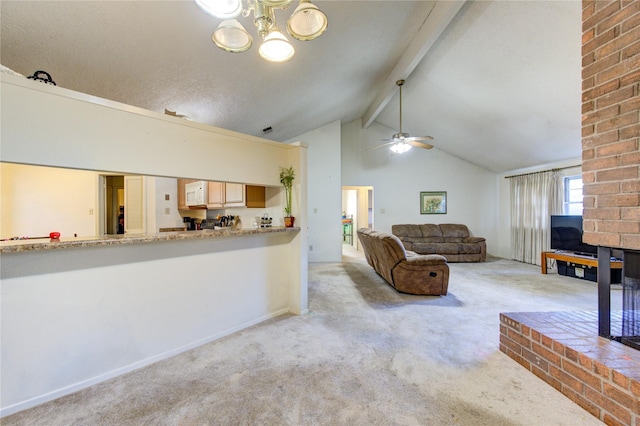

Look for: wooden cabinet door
[207,181,225,208]
[245,185,266,208]
[224,183,245,207]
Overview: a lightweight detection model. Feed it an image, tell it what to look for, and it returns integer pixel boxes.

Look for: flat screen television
[550,215,597,256]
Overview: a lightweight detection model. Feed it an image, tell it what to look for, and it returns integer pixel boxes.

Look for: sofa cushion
[392,224,422,238]
[413,242,459,255]
[458,243,482,254]
[399,240,414,251]
[440,224,470,243]
[418,224,444,243]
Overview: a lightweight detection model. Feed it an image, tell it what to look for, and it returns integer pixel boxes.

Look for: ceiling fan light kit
[211,19,253,52]
[195,0,244,19]
[380,79,434,155]
[286,1,328,41]
[195,0,328,62]
[258,26,295,62]
[390,141,412,154]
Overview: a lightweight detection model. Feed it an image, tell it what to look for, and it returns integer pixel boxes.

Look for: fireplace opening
[619,250,640,349]
[598,247,640,351]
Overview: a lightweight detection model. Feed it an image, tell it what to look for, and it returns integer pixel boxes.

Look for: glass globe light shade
[259,0,293,7]
[287,0,328,41]
[390,142,412,154]
[194,0,242,19]
[212,19,252,52]
[259,28,295,62]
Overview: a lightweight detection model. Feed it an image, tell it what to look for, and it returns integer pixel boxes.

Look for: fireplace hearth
[598,248,640,351]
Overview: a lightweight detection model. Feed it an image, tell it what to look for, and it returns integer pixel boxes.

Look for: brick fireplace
[581,0,639,249]
[501,1,639,425]
[582,0,640,350]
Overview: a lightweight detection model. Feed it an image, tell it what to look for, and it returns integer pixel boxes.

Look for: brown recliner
[357,228,450,296]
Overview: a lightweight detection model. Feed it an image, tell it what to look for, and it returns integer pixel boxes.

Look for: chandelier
[194,0,328,62]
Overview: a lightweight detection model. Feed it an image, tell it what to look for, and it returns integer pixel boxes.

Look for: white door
[124,175,145,234]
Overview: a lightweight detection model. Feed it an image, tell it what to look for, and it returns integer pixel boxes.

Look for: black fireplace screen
[599,248,640,350]
[621,251,640,349]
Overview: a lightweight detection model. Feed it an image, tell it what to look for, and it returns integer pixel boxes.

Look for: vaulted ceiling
[0,1,581,173]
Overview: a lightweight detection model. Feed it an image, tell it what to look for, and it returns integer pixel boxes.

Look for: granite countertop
[0,227,300,253]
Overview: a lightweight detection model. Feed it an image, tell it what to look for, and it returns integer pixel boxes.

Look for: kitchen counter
[0,227,299,253]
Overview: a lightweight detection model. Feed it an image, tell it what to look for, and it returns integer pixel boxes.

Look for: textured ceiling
[0,1,582,173]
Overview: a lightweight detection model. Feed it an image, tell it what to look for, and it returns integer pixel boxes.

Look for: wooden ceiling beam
[362,1,467,129]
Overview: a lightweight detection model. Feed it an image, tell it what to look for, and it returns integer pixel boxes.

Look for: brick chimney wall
[581,0,640,250]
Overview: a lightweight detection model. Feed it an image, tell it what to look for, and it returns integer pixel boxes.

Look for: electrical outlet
[313,208,318,213]
[89,208,94,215]
[165,208,170,215]
[380,208,385,214]
[309,245,313,251]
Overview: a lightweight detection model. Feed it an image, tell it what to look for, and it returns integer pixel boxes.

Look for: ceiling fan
[370,79,434,154]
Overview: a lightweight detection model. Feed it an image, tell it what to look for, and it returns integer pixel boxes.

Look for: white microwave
[185,181,207,206]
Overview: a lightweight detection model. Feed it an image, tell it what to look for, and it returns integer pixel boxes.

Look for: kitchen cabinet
[225,184,266,208]
[206,181,225,209]
[224,183,245,207]
[178,180,266,209]
[245,185,266,208]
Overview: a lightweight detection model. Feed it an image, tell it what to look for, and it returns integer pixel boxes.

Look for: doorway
[99,174,146,235]
[341,186,373,252]
[104,175,124,235]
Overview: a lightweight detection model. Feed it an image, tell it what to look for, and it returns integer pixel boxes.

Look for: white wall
[0,73,295,186]
[1,234,294,414]
[152,176,187,231]
[287,120,342,262]
[341,119,499,255]
[0,163,98,239]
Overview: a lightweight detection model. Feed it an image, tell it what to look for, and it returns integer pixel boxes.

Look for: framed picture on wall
[420,191,447,214]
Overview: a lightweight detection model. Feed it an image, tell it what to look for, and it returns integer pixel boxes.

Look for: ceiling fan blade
[367,141,396,151]
[406,135,434,142]
[408,140,434,150]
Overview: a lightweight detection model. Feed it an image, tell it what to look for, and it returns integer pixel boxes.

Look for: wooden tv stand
[541,251,623,274]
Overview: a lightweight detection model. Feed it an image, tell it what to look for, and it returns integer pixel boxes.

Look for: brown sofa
[357,228,449,295]
[391,224,486,262]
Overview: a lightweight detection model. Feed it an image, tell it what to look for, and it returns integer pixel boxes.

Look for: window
[564,175,583,215]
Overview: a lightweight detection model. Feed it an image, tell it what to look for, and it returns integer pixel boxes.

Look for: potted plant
[279,166,295,227]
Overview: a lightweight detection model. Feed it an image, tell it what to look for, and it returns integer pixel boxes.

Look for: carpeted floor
[3,247,612,425]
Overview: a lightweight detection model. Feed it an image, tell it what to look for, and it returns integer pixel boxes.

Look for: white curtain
[510,170,564,265]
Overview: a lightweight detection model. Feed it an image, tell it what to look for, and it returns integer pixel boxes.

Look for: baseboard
[0,308,290,418]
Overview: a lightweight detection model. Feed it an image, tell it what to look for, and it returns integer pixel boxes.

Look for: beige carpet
[3,247,611,425]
